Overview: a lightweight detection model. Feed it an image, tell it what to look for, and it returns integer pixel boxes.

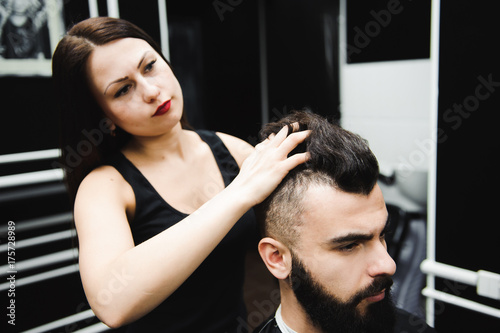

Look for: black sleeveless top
[105,130,257,332]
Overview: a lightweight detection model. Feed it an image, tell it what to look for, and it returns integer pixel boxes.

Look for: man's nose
[368,243,397,277]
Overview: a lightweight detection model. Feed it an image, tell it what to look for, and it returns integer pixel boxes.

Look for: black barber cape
[253,308,437,333]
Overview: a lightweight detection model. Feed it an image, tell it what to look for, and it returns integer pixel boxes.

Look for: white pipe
[338,0,346,66]
[0,169,64,188]
[426,0,441,326]
[11,212,73,233]
[0,248,78,277]
[0,230,75,252]
[158,0,170,61]
[0,149,60,164]
[422,288,500,319]
[421,259,478,286]
[421,259,500,301]
[73,322,112,333]
[46,0,64,54]
[88,0,99,17]
[338,0,346,111]
[21,308,95,333]
[106,0,120,18]
[0,264,79,292]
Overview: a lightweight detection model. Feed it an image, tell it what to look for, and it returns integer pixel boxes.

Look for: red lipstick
[153,100,171,117]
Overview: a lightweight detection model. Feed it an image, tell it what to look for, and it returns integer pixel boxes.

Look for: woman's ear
[101,117,116,137]
[258,237,292,280]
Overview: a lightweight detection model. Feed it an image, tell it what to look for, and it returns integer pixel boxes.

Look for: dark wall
[436,1,500,331]
[0,77,59,155]
[346,0,431,64]
[166,1,262,140]
[265,0,340,123]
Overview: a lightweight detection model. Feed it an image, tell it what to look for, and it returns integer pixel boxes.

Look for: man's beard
[289,254,396,333]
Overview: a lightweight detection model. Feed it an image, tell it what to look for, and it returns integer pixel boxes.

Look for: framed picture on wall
[0,0,65,77]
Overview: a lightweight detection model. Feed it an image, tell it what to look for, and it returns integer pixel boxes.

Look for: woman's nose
[142,80,160,103]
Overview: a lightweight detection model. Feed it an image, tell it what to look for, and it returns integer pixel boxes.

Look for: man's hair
[255,109,379,248]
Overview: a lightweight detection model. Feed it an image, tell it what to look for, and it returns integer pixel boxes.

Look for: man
[254,110,436,333]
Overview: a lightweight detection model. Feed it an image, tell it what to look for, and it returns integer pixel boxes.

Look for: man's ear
[258,237,292,280]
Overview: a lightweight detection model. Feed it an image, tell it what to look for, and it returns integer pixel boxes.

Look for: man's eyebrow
[381,215,391,236]
[329,233,374,245]
[103,51,150,96]
[328,216,390,245]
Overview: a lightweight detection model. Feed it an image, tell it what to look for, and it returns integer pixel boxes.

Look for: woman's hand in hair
[231,124,310,206]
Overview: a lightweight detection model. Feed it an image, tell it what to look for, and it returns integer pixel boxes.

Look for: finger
[271,125,291,146]
[281,152,311,171]
[277,130,311,154]
[270,122,302,147]
[254,140,266,151]
[255,132,275,151]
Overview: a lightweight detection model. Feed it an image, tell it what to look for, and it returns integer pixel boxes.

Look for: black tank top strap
[105,152,138,189]
[106,152,133,182]
[195,130,240,186]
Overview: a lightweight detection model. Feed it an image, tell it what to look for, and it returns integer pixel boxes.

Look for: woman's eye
[144,59,157,73]
[114,84,131,98]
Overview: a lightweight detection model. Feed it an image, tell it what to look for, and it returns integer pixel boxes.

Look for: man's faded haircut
[255,109,379,248]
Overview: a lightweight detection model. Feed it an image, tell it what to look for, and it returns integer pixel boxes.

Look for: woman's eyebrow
[136,51,150,69]
[104,76,129,95]
[103,51,151,95]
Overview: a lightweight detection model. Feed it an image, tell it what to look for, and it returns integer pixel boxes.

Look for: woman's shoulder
[83,164,124,182]
[76,164,132,203]
[214,132,254,167]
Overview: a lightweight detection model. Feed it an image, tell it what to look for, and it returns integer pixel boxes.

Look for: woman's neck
[123,123,190,162]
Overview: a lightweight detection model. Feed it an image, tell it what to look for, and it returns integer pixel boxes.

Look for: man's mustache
[350,275,394,306]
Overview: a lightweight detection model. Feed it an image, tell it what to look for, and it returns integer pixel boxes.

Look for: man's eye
[339,243,358,252]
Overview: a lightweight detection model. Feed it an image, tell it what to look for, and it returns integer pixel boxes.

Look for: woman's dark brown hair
[52,17,190,202]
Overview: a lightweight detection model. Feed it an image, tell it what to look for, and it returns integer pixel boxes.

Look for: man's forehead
[299,184,387,239]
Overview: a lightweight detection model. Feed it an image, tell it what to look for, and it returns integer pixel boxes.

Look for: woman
[52,17,309,332]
